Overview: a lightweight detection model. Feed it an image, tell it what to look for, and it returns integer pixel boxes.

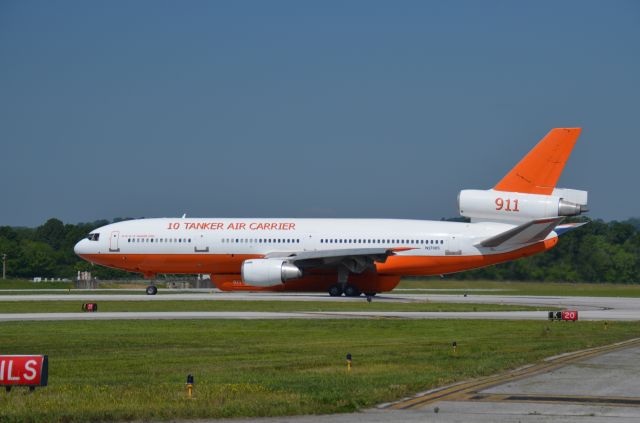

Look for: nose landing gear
[145,285,158,295]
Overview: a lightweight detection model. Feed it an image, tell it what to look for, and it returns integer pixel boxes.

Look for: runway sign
[0,355,48,388]
[548,310,578,321]
[561,310,578,321]
[82,303,98,312]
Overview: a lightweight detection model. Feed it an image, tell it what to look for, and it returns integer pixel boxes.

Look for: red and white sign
[0,355,48,386]
[561,310,579,321]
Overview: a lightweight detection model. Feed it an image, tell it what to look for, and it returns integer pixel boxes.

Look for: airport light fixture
[1,253,6,280]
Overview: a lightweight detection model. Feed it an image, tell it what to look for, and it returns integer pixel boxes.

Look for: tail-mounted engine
[458,188,588,223]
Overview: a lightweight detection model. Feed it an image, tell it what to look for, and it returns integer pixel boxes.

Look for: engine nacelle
[241,259,302,287]
[458,189,588,222]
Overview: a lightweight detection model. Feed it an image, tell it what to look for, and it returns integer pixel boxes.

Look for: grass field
[0,279,74,290]
[398,279,640,297]
[0,300,551,313]
[0,319,637,423]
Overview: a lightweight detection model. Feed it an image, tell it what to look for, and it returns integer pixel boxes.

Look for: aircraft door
[109,231,120,252]
[302,233,319,251]
[194,234,210,253]
[445,235,462,256]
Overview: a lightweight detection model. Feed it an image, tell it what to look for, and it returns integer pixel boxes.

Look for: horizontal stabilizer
[478,217,564,248]
[554,221,588,236]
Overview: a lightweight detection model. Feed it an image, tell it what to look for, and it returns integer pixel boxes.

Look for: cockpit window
[87,233,100,241]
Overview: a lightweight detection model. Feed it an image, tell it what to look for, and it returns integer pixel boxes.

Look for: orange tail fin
[494,128,582,195]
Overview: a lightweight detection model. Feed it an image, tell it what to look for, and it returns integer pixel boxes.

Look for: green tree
[36,218,66,250]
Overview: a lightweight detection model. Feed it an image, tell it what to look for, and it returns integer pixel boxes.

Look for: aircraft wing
[477,217,565,248]
[265,248,404,273]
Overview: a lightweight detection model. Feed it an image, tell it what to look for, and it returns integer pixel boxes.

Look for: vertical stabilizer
[494,128,582,195]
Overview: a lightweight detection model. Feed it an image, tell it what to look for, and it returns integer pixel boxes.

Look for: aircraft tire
[344,285,361,297]
[328,285,343,297]
[146,285,158,296]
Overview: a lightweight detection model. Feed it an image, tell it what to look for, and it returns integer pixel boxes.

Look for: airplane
[74,128,588,296]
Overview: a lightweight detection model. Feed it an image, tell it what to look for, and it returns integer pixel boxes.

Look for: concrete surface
[482,346,640,397]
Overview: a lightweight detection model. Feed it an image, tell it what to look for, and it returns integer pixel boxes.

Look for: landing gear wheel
[146,285,158,295]
[328,285,343,297]
[344,285,361,297]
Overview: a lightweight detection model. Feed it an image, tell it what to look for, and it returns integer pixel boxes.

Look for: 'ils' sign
[0,355,48,391]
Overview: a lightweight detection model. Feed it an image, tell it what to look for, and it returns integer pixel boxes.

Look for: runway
[2,291,640,321]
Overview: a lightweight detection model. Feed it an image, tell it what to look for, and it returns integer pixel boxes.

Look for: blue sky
[1,1,638,226]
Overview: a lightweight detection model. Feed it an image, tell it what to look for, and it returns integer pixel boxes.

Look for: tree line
[450,217,640,283]
[0,217,639,282]
[0,218,132,280]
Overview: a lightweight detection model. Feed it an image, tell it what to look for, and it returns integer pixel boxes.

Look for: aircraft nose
[74,239,87,256]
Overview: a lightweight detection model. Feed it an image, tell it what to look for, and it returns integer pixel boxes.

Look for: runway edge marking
[381,337,640,410]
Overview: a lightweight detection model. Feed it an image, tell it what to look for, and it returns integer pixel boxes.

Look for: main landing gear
[327,265,378,297]
[328,285,343,297]
[328,284,378,297]
[328,284,362,297]
[146,285,158,295]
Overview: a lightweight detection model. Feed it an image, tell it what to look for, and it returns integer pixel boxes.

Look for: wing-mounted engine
[241,248,395,288]
[241,259,302,287]
[458,189,588,223]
